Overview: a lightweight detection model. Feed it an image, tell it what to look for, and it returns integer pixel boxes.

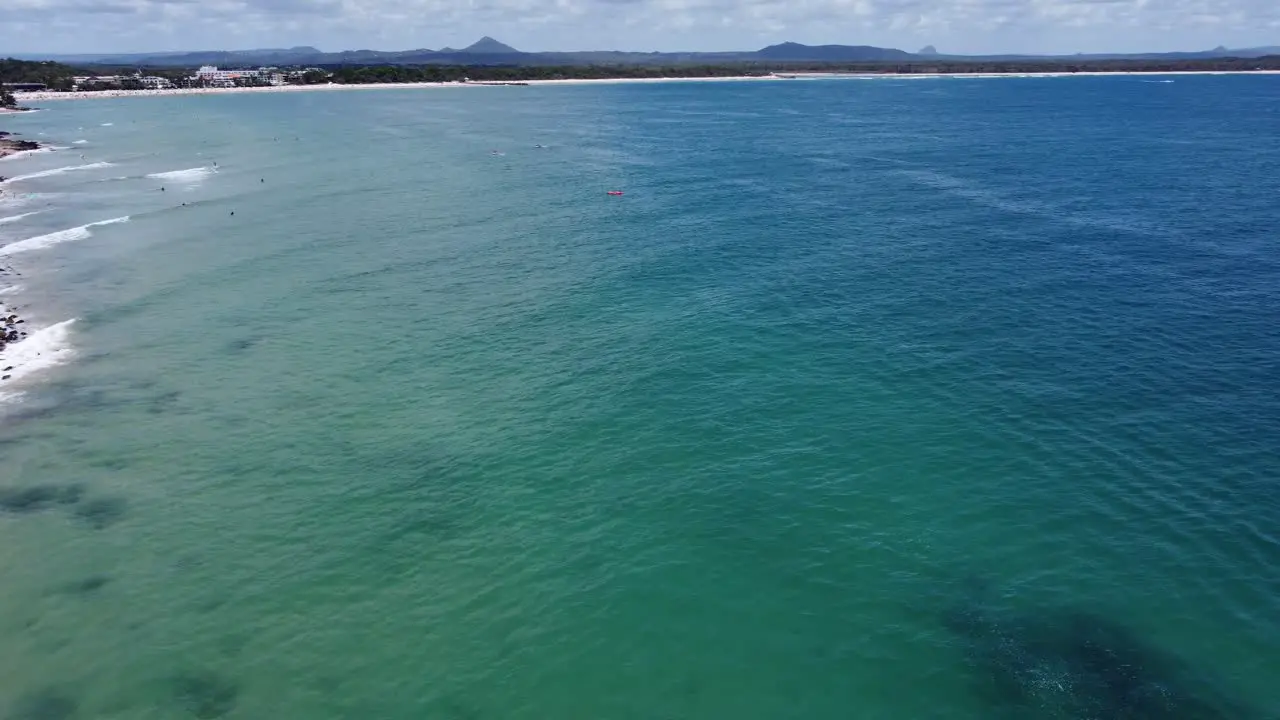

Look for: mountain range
[13,37,1280,68]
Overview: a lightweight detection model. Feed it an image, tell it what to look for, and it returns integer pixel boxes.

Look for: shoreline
[0,262,36,389]
[1,118,66,398]
[14,76,773,101]
[15,69,1280,102]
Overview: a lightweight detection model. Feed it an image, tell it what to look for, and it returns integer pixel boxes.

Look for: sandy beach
[15,69,1278,103]
[14,75,780,102]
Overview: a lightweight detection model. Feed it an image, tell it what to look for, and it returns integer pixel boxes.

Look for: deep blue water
[0,75,1277,718]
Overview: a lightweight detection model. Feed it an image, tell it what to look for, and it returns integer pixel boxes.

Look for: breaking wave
[5,162,114,182]
[2,216,130,255]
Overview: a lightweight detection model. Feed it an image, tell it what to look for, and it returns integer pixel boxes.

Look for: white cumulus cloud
[2,0,1277,54]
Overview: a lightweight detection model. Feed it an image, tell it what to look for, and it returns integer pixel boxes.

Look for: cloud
[2,0,1278,54]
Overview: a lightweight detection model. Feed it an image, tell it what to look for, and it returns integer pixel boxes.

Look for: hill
[757,42,913,61]
[459,37,519,54]
[11,39,1280,69]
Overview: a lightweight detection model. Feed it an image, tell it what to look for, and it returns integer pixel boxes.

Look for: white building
[71,74,174,90]
[193,66,284,87]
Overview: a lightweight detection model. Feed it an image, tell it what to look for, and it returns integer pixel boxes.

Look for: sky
[3,0,1279,55]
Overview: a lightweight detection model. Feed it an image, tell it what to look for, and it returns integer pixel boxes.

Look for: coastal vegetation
[2,54,1279,92]
[325,64,773,84]
[1,58,79,91]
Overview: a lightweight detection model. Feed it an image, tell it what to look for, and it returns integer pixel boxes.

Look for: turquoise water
[1,77,1278,719]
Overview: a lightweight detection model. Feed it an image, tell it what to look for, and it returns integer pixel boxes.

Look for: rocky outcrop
[0,130,41,162]
[0,266,31,359]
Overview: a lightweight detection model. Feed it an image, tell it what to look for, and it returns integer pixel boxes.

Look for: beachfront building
[138,76,173,89]
[192,66,285,88]
[72,74,174,91]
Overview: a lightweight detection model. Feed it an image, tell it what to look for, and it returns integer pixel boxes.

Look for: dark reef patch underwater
[941,584,1268,720]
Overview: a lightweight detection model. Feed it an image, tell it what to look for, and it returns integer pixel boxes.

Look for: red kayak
[607,191,624,196]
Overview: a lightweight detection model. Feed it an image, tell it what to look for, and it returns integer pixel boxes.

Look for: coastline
[13,75,774,102]
[0,110,66,398]
[12,69,1280,102]
[0,264,32,374]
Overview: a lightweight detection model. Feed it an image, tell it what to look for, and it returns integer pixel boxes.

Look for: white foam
[101,122,114,126]
[0,319,77,404]
[146,166,215,183]
[0,285,22,296]
[2,216,130,255]
[72,139,88,144]
[0,211,41,226]
[6,161,114,182]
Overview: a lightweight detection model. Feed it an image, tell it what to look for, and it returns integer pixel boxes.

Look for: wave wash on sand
[0,215,126,403]
[5,162,114,182]
[0,319,77,404]
[2,216,130,255]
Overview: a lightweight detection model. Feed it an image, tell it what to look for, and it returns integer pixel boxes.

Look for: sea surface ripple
[0,76,1277,719]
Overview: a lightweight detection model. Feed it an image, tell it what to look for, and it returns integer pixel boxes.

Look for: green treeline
[3,55,1280,91]
[1,59,80,90]
[321,56,1280,83]
[324,64,771,84]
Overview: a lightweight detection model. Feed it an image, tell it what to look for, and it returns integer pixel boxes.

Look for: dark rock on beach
[1,301,30,355]
[0,130,41,163]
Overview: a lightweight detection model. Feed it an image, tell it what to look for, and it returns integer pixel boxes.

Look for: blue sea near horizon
[0,76,1278,719]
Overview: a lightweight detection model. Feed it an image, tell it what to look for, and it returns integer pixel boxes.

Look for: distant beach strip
[13,69,1280,102]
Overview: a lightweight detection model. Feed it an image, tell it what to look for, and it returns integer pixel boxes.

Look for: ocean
[0,76,1277,719]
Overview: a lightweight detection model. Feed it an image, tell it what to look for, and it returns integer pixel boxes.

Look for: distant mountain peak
[460,36,518,54]
[919,45,938,55]
[757,41,913,61]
